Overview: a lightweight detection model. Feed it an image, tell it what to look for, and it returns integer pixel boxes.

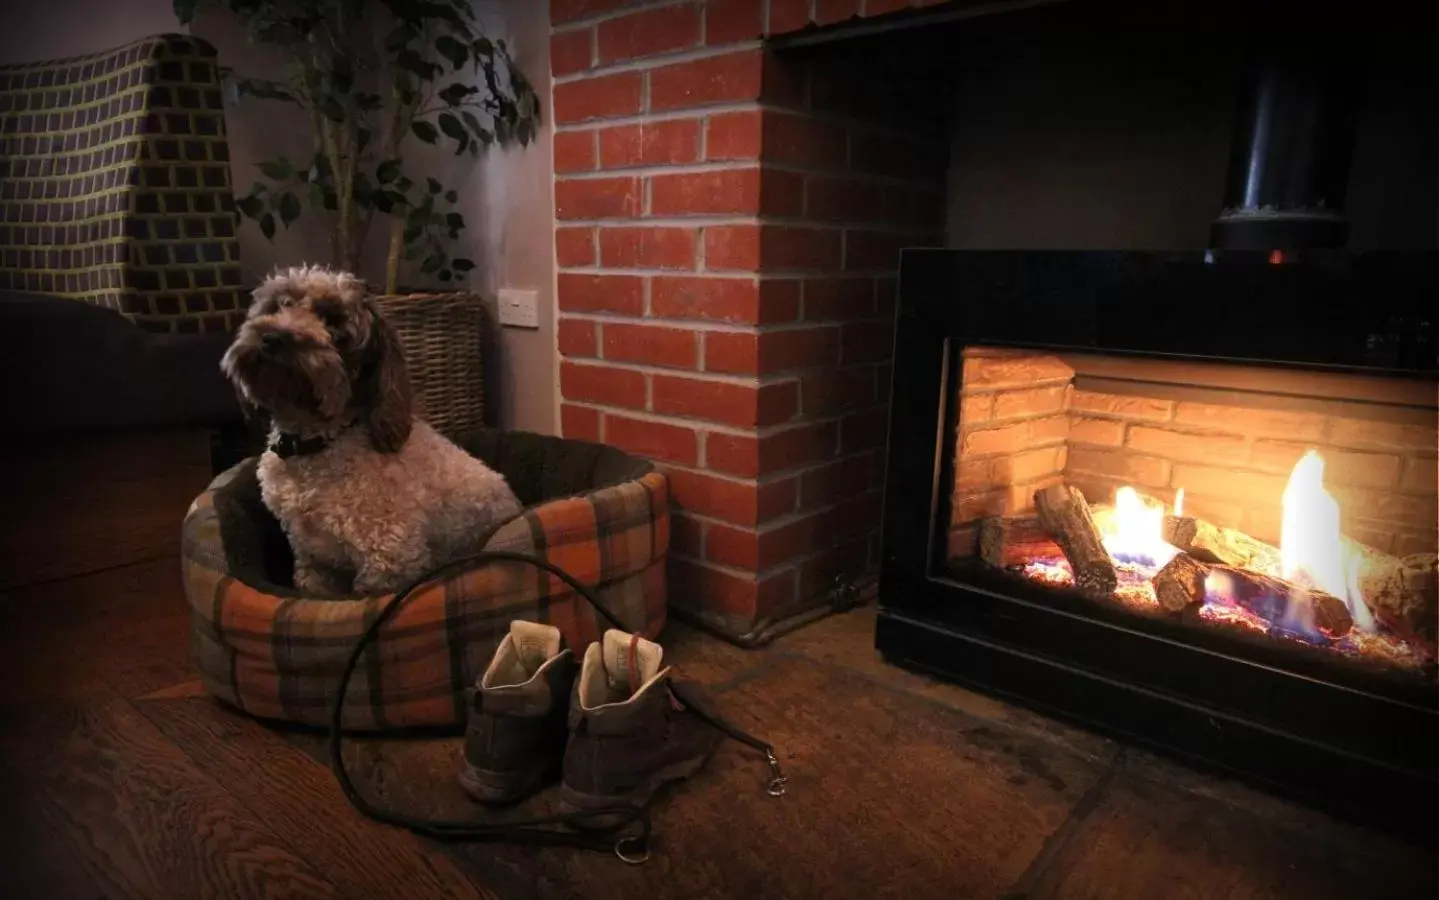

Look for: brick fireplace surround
[550,0,953,638]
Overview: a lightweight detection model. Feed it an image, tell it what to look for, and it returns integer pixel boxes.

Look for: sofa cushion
[0,290,240,437]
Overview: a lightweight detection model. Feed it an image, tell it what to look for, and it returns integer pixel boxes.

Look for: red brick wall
[550,0,950,634]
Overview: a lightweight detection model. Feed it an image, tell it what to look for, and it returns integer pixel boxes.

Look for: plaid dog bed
[181,430,669,730]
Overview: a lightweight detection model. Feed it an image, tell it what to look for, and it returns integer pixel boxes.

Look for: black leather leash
[328,549,786,863]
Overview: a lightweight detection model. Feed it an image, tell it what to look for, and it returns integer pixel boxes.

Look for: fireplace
[950,346,1436,676]
[875,249,1438,840]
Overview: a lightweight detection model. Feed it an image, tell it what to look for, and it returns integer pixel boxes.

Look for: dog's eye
[318,308,346,333]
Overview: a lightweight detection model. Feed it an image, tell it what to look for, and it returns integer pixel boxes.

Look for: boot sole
[555,741,720,830]
[458,759,560,807]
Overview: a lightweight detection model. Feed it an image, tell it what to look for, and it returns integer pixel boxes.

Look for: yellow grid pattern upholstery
[0,34,244,334]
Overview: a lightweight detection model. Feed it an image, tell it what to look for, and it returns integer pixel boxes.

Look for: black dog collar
[269,432,333,459]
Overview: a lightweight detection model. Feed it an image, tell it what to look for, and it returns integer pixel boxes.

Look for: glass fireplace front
[946,347,1437,690]
[875,250,1439,841]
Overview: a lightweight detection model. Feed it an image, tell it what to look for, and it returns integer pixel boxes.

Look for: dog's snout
[261,331,290,352]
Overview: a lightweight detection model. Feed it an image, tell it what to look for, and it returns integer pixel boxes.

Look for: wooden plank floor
[1,557,1433,899]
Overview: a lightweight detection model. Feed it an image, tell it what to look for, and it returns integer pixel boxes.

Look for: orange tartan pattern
[181,468,670,730]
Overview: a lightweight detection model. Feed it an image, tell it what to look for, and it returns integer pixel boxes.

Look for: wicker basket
[372,292,488,443]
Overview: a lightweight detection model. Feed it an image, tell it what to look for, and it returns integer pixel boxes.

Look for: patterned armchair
[0,34,245,437]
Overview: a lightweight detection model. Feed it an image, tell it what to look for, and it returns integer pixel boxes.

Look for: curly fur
[221,264,521,597]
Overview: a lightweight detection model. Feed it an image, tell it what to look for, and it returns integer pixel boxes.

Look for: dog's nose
[261,331,289,352]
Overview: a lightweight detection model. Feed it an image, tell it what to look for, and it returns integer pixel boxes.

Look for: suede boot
[557,629,722,826]
[459,621,576,805]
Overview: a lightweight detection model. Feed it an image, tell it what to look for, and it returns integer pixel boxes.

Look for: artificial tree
[175,0,540,293]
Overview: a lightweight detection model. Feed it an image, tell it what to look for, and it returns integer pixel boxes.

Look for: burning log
[1152,552,1208,612]
[1161,515,1282,574]
[1203,565,1354,639]
[979,516,1063,569]
[1152,551,1354,637]
[1344,541,1438,651]
[1033,484,1117,595]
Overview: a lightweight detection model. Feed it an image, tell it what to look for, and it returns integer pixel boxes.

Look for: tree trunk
[385,216,404,294]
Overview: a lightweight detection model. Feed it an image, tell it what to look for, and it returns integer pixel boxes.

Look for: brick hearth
[550,0,950,637]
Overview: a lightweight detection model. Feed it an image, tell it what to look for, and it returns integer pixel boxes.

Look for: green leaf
[438,112,467,154]
[277,192,301,227]
[308,182,326,208]
[435,35,468,70]
[173,0,199,26]
[258,158,294,181]
[396,49,436,81]
[394,175,415,191]
[403,224,423,244]
[404,244,426,261]
[376,159,402,184]
[438,269,453,282]
[426,177,442,194]
[411,120,439,144]
[254,20,298,44]
[320,95,345,122]
[237,78,298,104]
[235,195,265,219]
[445,212,465,231]
[444,189,458,203]
[329,56,354,94]
[451,257,475,272]
[460,110,493,146]
[373,191,396,213]
[384,24,413,53]
[420,255,441,275]
[259,212,276,241]
[438,83,478,106]
[422,1,469,31]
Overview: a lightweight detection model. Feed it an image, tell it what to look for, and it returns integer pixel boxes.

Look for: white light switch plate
[497,288,539,329]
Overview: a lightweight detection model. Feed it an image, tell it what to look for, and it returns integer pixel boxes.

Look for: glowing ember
[1099,487,1180,569]
[1279,450,1376,633]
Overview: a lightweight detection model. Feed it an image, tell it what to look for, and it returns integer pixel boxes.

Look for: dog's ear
[362,303,413,453]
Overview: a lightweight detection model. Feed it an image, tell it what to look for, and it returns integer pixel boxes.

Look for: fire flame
[1101,486,1180,569]
[1095,451,1374,639]
[1279,450,1375,632]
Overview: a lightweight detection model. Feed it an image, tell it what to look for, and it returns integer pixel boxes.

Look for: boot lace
[329,549,786,864]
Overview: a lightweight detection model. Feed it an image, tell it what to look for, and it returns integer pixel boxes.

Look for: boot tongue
[511,621,562,676]
[482,621,563,689]
[602,629,662,697]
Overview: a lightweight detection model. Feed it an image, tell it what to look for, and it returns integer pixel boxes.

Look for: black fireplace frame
[875,248,1439,844]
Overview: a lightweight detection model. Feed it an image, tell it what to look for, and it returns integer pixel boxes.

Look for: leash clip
[765,748,788,797]
[614,835,650,865]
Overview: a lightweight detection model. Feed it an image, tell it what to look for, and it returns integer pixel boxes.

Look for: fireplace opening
[946,346,1438,689]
